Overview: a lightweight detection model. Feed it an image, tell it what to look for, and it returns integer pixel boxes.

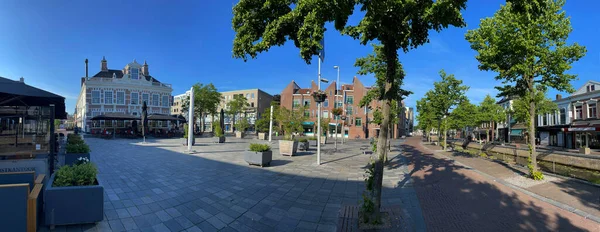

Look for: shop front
[565,127,600,149]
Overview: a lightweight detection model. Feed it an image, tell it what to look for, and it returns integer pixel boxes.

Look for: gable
[572,80,600,96]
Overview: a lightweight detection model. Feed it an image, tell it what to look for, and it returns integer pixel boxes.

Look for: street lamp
[333,65,340,149]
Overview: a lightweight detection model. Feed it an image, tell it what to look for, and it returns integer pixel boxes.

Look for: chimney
[81,77,85,87]
[101,56,108,71]
[143,60,149,75]
[85,58,88,78]
[556,94,562,100]
[19,77,24,83]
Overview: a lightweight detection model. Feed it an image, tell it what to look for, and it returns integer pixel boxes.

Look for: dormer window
[587,85,595,92]
[131,67,139,80]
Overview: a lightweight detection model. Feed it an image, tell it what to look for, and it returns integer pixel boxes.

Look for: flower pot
[64,153,90,166]
[44,173,104,227]
[279,140,298,156]
[213,136,226,143]
[313,93,327,103]
[183,138,195,146]
[235,131,245,138]
[299,141,310,151]
[257,132,267,140]
[580,147,591,155]
[244,151,272,167]
[320,136,327,144]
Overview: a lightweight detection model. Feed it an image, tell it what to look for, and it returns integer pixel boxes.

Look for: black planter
[213,136,226,143]
[299,141,310,151]
[313,93,327,103]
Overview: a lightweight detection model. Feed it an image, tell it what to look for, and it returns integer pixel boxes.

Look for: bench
[0,171,44,232]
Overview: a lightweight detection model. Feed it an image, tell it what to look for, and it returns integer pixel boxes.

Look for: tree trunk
[529,95,538,173]
[491,120,495,142]
[232,113,236,133]
[443,118,447,151]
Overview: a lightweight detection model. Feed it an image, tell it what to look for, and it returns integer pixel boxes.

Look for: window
[92,91,100,104]
[589,103,597,118]
[346,96,354,104]
[293,99,300,108]
[131,92,139,105]
[346,106,353,115]
[303,99,311,107]
[336,101,343,108]
[560,108,566,124]
[323,110,329,118]
[105,91,113,104]
[323,99,329,107]
[152,94,159,106]
[304,110,310,117]
[542,115,547,126]
[246,93,249,99]
[592,85,596,91]
[162,95,169,107]
[117,92,125,104]
[251,102,254,108]
[575,105,583,119]
[355,118,362,126]
[131,68,139,80]
[251,93,255,99]
[142,93,149,105]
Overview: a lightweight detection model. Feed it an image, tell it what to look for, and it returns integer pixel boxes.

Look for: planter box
[64,153,90,166]
[320,136,327,144]
[309,140,317,147]
[213,136,226,143]
[244,151,272,167]
[298,141,310,151]
[257,132,267,140]
[235,131,245,138]
[580,147,591,155]
[182,138,195,146]
[44,173,104,227]
[279,140,298,156]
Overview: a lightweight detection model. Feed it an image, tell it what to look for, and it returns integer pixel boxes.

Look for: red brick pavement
[402,137,600,232]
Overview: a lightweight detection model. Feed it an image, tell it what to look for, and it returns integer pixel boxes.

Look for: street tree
[227,94,249,132]
[416,95,437,143]
[511,90,558,130]
[477,95,506,143]
[449,100,479,134]
[232,0,467,222]
[428,70,469,151]
[465,0,585,179]
[182,83,222,132]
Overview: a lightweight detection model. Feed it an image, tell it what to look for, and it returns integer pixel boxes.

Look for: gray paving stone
[121,217,138,230]
[197,221,218,232]
[155,210,173,222]
[116,208,131,219]
[163,218,184,231]
[152,223,170,232]
[108,219,126,232]
[206,216,227,230]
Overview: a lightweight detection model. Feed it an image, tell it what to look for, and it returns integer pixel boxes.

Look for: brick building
[280,77,402,139]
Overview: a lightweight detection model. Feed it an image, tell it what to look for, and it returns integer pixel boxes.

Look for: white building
[75,57,173,133]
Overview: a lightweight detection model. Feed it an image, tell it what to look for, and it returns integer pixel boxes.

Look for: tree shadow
[552,179,600,217]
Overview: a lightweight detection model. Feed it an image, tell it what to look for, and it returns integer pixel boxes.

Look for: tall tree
[232,0,467,221]
[449,100,479,132]
[416,96,437,142]
[465,0,585,179]
[182,83,223,132]
[511,90,558,126]
[428,70,469,151]
[227,95,249,132]
[477,95,506,142]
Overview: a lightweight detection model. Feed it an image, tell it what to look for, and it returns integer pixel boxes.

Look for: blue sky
[1,1,598,115]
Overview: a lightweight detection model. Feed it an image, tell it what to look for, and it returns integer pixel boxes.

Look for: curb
[419,142,600,224]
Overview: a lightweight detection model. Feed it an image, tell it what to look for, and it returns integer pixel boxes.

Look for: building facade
[280,77,401,139]
[537,81,600,149]
[398,104,414,137]
[171,91,190,116]
[212,89,273,132]
[75,57,173,133]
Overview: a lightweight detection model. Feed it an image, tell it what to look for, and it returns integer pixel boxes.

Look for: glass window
[251,93,255,99]
[246,93,249,99]
[131,68,139,79]
[92,91,100,104]
[589,103,597,118]
[162,95,169,107]
[323,99,329,107]
[346,96,354,104]
[142,93,149,105]
[355,118,362,126]
[152,94,159,106]
[293,99,300,108]
[323,110,329,118]
[105,91,113,104]
[304,110,310,117]
[117,92,125,104]
[576,105,583,119]
[303,99,311,107]
[560,108,566,124]
[131,92,138,105]
[251,102,254,108]
[542,115,547,125]
[336,101,343,108]
[346,106,353,115]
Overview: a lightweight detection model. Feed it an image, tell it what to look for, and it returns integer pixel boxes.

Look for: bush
[213,121,224,137]
[249,143,271,152]
[298,138,308,142]
[308,137,317,140]
[66,142,90,154]
[184,126,189,139]
[67,134,84,145]
[53,162,98,187]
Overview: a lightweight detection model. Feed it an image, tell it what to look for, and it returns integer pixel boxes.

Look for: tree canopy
[227,94,249,132]
[181,83,222,131]
[448,100,479,130]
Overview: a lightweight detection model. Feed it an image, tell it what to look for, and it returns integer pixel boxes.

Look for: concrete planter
[299,141,310,151]
[320,136,327,144]
[235,131,245,138]
[182,138,195,146]
[65,153,90,166]
[213,136,226,143]
[279,140,298,156]
[244,151,272,167]
[309,140,318,147]
[580,147,591,155]
[44,173,104,227]
[257,132,267,140]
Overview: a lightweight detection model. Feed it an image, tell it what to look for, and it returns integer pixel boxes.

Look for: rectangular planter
[44,173,104,227]
[244,151,272,167]
[235,131,245,138]
[182,138,195,146]
[320,136,327,144]
[257,132,267,140]
[213,136,226,143]
[279,140,298,156]
[64,153,90,166]
[580,147,591,155]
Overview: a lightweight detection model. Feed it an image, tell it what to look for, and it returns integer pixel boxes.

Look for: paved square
[43,136,423,231]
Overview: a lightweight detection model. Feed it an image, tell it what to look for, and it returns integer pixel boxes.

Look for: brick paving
[42,136,424,231]
[403,137,600,232]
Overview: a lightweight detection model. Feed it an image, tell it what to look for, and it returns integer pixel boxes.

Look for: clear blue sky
[1,1,598,116]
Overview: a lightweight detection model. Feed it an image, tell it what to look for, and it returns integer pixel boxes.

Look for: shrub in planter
[65,142,91,166]
[213,121,226,143]
[45,160,103,227]
[298,138,309,151]
[244,143,272,167]
[235,119,249,138]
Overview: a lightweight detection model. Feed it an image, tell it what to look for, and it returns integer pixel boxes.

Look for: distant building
[75,57,173,133]
[171,91,190,116]
[398,104,414,137]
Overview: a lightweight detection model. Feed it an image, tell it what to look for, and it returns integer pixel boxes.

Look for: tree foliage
[227,95,249,132]
[275,107,306,140]
[465,0,585,177]
[449,100,479,130]
[181,83,223,131]
[511,90,557,125]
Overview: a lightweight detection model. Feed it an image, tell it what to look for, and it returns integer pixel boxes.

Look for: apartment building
[75,57,173,132]
[214,89,273,132]
[280,76,401,139]
[537,80,600,149]
[398,105,414,137]
[171,91,190,116]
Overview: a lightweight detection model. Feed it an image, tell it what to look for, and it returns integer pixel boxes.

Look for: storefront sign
[567,127,595,132]
[0,159,48,176]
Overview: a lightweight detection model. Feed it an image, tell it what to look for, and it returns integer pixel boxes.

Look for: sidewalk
[402,137,599,232]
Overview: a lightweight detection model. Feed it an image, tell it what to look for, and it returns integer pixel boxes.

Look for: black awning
[91,113,140,121]
[148,114,184,122]
[0,77,66,119]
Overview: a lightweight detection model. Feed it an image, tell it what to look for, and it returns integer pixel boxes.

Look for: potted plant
[212,121,226,143]
[298,138,309,151]
[311,90,327,103]
[44,158,103,228]
[65,134,90,166]
[580,145,591,155]
[244,143,272,167]
[235,119,249,138]
[319,118,330,144]
[183,126,195,146]
[275,107,305,156]
[255,117,269,140]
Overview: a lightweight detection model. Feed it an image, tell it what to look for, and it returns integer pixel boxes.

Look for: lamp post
[333,65,340,150]
[341,115,346,144]
[187,87,194,152]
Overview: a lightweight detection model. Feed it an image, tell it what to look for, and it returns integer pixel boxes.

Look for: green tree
[416,96,437,142]
[428,70,469,151]
[275,107,306,140]
[182,83,223,132]
[477,95,506,143]
[449,100,479,132]
[511,90,558,126]
[227,95,249,132]
[465,0,585,178]
[232,0,467,221]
